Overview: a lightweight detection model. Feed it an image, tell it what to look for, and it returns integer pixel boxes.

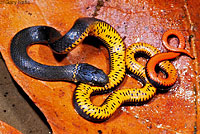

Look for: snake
[10,20,109,86]
[73,24,194,122]
[10,17,194,122]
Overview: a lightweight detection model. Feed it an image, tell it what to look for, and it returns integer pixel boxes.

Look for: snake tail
[145,52,178,88]
[146,29,194,88]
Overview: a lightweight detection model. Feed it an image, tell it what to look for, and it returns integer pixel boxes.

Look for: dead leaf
[0,0,199,133]
[0,121,22,134]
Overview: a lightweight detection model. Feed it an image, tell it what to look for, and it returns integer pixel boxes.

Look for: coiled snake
[10,17,194,122]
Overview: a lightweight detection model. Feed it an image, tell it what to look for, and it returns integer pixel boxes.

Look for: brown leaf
[0,121,22,134]
[0,0,198,133]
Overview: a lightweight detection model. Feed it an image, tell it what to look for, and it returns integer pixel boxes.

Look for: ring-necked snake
[10,19,109,86]
[10,17,194,122]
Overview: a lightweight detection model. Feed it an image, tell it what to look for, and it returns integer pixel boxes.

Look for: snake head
[75,63,109,86]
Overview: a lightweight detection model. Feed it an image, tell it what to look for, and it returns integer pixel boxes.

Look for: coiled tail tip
[189,54,195,59]
[178,49,195,59]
